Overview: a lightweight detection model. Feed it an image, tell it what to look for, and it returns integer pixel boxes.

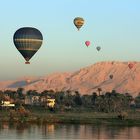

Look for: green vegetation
[0,88,140,125]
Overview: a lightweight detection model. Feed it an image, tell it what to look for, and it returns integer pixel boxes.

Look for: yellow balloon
[73,17,84,30]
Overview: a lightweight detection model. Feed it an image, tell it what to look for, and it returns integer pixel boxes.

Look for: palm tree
[97,88,102,96]
[74,91,82,106]
[64,90,74,107]
[91,92,97,105]
[17,88,24,99]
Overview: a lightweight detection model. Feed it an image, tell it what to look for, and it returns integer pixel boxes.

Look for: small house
[1,101,15,107]
[47,99,55,108]
[25,95,40,105]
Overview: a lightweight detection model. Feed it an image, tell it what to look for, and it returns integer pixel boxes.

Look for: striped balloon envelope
[13,27,43,64]
[73,17,84,31]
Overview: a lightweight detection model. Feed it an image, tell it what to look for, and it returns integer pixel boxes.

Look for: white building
[1,101,15,107]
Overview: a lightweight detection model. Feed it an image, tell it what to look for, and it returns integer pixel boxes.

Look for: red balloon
[128,63,134,69]
[85,41,90,47]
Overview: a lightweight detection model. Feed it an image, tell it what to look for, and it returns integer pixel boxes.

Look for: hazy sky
[0,0,140,80]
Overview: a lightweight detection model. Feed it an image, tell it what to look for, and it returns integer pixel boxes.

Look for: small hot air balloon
[85,41,90,47]
[26,79,31,84]
[111,61,114,65]
[13,27,43,64]
[96,46,101,51]
[73,17,84,31]
[109,74,113,79]
[128,63,134,69]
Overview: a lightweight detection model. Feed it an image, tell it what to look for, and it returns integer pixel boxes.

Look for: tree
[95,92,131,113]
[134,94,140,107]
[0,90,5,103]
[74,91,82,106]
[82,94,92,107]
[64,90,74,107]
[17,88,24,99]
[26,90,38,96]
[95,95,106,112]
[54,91,65,111]
[97,88,102,96]
[124,93,133,107]
[91,92,97,106]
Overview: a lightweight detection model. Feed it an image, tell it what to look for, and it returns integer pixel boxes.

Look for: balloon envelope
[128,63,134,69]
[96,46,101,51]
[109,74,113,79]
[73,17,84,30]
[85,41,90,47]
[13,27,43,64]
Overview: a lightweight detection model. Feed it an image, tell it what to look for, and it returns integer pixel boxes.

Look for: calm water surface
[0,122,140,140]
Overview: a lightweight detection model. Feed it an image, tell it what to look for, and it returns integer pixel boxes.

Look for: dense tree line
[0,88,140,113]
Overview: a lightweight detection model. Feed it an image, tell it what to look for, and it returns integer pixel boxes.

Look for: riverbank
[0,109,140,126]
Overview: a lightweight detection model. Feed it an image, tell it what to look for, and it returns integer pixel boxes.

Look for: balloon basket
[25,61,30,64]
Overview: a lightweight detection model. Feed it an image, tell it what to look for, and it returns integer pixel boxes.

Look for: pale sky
[0,0,140,80]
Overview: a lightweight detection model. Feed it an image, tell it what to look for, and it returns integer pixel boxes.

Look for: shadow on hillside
[7,79,42,88]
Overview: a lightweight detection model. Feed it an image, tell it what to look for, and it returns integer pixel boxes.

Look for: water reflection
[0,122,140,139]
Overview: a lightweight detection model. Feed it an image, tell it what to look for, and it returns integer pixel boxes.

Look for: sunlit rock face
[0,61,140,97]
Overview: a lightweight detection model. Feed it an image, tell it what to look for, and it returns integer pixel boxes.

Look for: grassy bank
[0,107,140,126]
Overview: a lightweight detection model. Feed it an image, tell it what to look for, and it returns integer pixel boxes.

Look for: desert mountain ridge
[0,61,140,97]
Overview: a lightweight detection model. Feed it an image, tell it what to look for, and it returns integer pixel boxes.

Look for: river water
[0,122,140,139]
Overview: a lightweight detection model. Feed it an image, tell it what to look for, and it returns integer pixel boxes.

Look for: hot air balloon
[128,63,134,69]
[85,41,90,47]
[96,46,101,51]
[26,79,31,84]
[109,74,113,79]
[73,17,84,30]
[13,27,43,64]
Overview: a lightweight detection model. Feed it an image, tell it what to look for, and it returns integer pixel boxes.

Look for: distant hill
[0,61,140,97]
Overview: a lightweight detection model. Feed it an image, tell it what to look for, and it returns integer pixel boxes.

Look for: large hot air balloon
[73,17,84,30]
[128,63,134,69]
[109,74,113,79]
[13,27,43,64]
[96,46,101,51]
[85,41,90,47]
